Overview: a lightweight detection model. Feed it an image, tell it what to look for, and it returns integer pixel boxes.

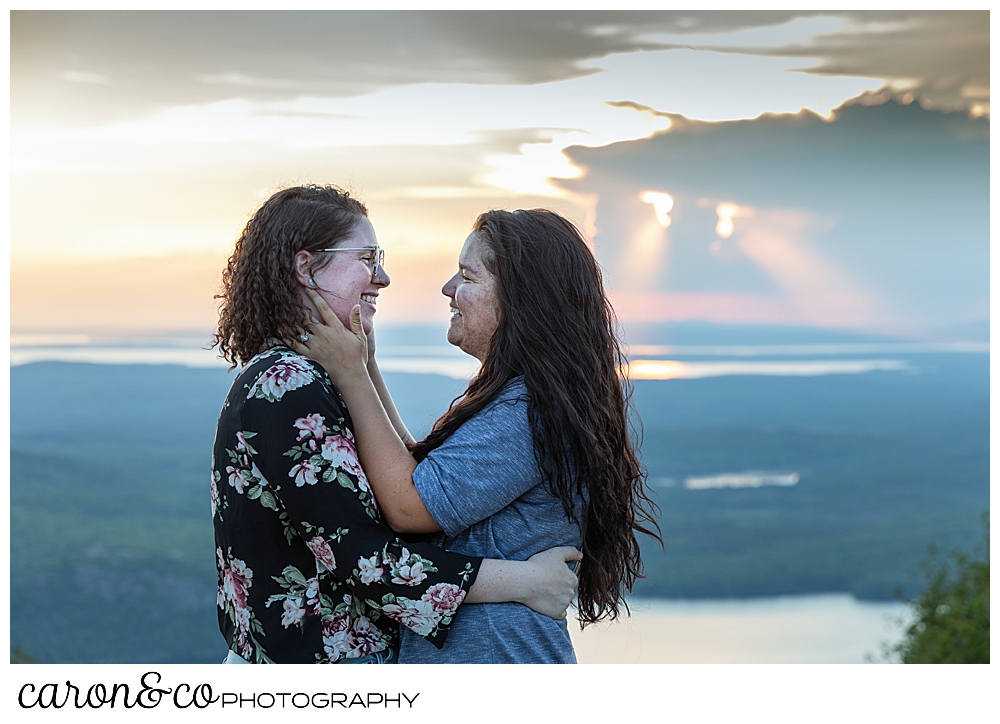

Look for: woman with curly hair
[211,186,580,664]
[297,207,661,663]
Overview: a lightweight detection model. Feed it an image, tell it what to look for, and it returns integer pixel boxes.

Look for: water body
[570,594,910,664]
[9,342,969,381]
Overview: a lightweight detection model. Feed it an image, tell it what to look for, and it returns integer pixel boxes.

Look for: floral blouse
[212,347,482,663]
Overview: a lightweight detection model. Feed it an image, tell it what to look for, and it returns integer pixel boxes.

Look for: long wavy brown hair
[410,209,662,626]
[213,185,367,366]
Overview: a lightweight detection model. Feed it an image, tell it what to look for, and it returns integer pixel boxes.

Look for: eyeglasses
[320,245,385,278]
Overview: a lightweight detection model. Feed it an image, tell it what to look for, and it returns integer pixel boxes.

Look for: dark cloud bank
[13,10,987,123]
[562,99,988,337]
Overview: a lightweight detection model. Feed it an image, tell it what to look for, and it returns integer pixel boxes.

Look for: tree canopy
[892,514,989,664]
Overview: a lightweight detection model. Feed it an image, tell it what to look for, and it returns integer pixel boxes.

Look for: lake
[570,594,911,663]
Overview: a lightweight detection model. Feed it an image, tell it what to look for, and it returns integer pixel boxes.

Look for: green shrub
[892,514,989,664]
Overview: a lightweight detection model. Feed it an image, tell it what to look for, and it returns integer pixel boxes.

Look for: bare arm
[466,547,582,620]
[367,357,416,445]
[364,327,415,444]
[329,367,438,532]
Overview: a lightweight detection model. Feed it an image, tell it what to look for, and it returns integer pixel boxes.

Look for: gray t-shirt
[399,377,583,663]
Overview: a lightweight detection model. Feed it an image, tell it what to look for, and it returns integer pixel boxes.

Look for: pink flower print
[320,435,365,478]
[346,617,388,658]
[382,597,439,637]
[281,597,305,628]
[216,549,228,607]
[392,559,426,586]
[421,583,466,616]
[234,431,255,467]
[217,548,256,657]
[221,556,253,610]
[356,469,376,507]
[304,577,322,616]
[235,605,251,628]
[249,357,314,402]
[324,611,351,636]
[294,413,327,441]
[289,459,321,487]
[391,548,427,586]
[210,475,219,517]
[306,536,337,573]
[321,612,354,660]
[249,462,269,487]
[357,553,385,586]
[226,465,247,494]
[234,605,253,658]
[306,577,320,598]
[324,630,353,660]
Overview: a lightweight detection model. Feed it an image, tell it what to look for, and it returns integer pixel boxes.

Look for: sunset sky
[10,10,989,339]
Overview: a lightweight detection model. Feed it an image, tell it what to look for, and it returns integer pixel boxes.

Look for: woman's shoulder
[492,376,529,405]
[241,344,307,370]
[467,376,530,429]
[238,346,334,404]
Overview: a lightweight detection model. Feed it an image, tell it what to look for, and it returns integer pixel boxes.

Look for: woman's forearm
[466,547,581,620]
[366,358,415,445]
[465,559,532,605]
[335,371,439,533]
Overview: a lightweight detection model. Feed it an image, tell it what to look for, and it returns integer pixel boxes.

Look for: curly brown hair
[410,209,662,626]
[213,185,368,366]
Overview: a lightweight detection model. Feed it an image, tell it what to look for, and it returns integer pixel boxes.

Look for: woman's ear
[293,250,313,287]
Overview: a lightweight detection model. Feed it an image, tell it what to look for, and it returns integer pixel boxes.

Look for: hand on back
[522,546,583,620]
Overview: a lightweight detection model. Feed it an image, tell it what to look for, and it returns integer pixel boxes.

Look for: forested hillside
[10,349,988,662]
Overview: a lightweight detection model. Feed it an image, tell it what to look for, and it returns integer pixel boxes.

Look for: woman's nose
[374,265,390,287]
[442,272,458,297]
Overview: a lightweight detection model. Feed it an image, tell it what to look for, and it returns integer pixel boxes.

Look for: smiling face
[442,232,500,362]
[295,216,389,335]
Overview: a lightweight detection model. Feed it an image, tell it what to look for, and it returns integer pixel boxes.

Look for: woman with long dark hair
[296,207,660,663]
[211,187,581,664]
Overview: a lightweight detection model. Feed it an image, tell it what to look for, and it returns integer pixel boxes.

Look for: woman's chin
[361,300,379,326]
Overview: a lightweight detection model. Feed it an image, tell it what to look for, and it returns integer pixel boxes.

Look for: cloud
[16,10,982,202]
[562,99,988,333]
[59,70,110,85]
[11,11,807,100]
[17,10,985,123]
[754,11,989,114]
[630,11,987,114]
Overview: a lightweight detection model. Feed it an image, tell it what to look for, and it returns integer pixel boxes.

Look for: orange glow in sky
[626,359,687,380]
